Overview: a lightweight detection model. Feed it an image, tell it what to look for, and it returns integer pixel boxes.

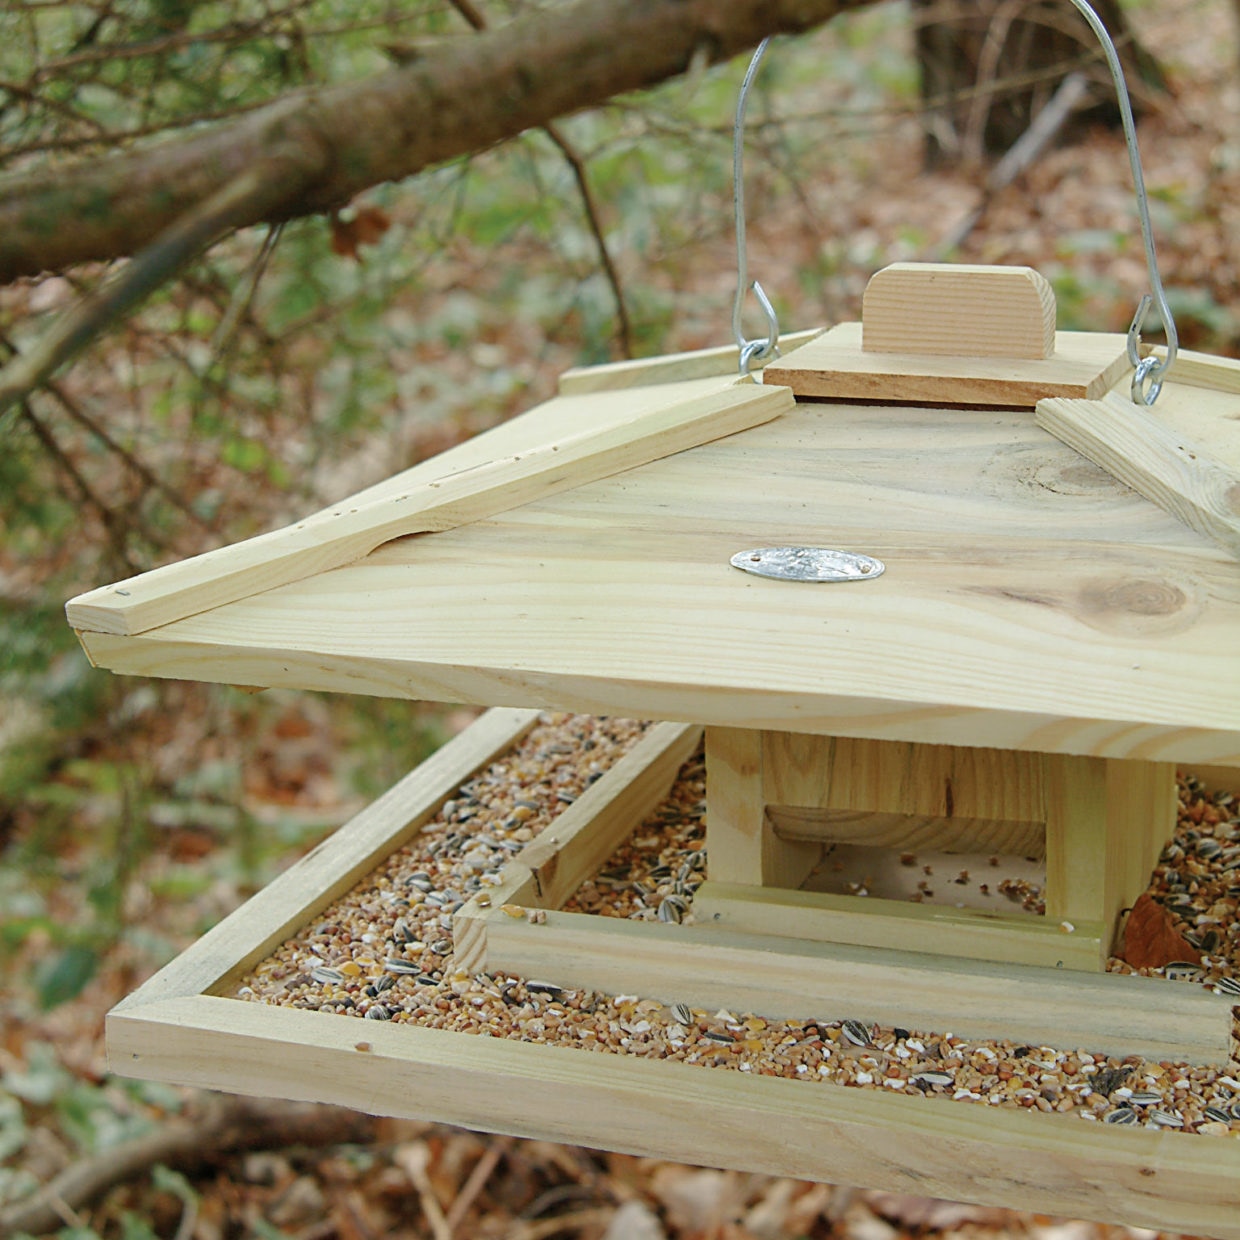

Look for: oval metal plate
[730,547,885,583]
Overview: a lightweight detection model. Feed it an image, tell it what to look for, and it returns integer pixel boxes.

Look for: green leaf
[33,944,99,1010]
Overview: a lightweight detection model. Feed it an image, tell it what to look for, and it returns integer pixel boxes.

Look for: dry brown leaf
[1117,892,1202,971]
[329,205,392,259]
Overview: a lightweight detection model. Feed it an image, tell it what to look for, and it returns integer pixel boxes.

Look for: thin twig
[445,0,634,359]
[444,1135,514,1237]
[394,1143,453,1240]
[17,400,148,567]
[0,332,212,533]
[204,222,284,370]
[511,1207,614,1240]
[542,123,635,358]
[0,153,315,417]
[935,70,1089,256]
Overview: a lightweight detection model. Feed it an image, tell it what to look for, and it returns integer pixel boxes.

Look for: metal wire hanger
[731,2,1178,404]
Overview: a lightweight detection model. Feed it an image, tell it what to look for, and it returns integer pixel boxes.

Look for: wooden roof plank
[66,375,791,638]
[1037,389,1240,562]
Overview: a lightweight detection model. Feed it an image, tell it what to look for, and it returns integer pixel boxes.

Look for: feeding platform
[70,263,1240,1237]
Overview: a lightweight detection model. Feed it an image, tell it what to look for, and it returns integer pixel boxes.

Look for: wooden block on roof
[764,261,1130,406]
[862,263,1056,359]
[763,321,1132,407]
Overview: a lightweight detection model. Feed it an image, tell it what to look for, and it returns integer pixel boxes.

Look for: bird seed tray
[107,708,1240,1239]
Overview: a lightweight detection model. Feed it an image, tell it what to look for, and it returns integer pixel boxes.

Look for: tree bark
[913,0,1167,166]
[0,0,871,285]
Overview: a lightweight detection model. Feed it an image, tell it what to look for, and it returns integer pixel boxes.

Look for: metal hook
[731,7,1176,401]
[732,38,780,376]
[1066,0,1177,404]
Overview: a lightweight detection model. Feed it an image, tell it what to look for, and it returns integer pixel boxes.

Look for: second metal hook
[729,4,1177,403]
[732,37,780,376]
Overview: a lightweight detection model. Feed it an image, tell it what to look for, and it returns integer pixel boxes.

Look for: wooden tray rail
[109,710,1240,1240]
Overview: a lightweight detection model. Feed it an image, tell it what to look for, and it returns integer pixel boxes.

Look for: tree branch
[0,1095,375,1237]
[445,0,634,357]
[0,152,317,415]
[0,0,866,285]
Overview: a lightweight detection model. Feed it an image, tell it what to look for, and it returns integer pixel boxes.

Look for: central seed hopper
[68,257,1240,1236]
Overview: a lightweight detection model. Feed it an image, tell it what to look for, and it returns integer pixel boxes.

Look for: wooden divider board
[1038,357,1240,562]
[106,709,1240,1239]
[689,882,1107,972]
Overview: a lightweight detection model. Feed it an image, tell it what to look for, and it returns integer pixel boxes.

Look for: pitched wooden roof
[68,339,1240,767]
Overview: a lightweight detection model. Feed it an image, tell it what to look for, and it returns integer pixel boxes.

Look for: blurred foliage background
[1,0,1239,1234]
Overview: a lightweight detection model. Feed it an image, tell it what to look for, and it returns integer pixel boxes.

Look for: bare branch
[0,0,865,284]
[0,1095,374,1237]
[0,152,318,415]
[445,0,634,357]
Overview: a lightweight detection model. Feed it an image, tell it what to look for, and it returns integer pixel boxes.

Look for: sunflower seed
[311,966,344,985]
[1204,1106,1232,1124]
[1163,961,1204,981]
[1103,1107,1138,1125]
[671,1002,693,1026]
[657,895,688,924]
[1213,977,1240,996]
[1150,1110,1183,1128]
[526,980,563,996]
[1128,1091,1163,1107]
[365,1004,392,1021]
[911,1071,954,1088]
[841,1020,871,1047]
[702,1030,735,1044]
[385,958,421,975]
[430,939,453,955]
[1197,838,1223,859]
[1230,1101,1240,1121]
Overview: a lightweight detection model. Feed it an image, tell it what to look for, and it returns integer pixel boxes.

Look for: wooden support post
[704,727,820,889]
[703,728,1176,972]
[1044,755,1176,954]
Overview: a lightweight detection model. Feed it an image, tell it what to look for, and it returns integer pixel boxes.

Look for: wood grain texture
[862,264,1056,359]
[1037,389,1240,561]
[691,881,1105,971]
[704,727,820,887]
[478,910,1232,1061]
[1043,757,1174,958]
[76,399,1240,765]
[107,993,1240,1240]
[765,322,1130,405]
[1149,345,1240,395]
[67,377,791,636]
[762,732,1045,854]
[558,328,823,394]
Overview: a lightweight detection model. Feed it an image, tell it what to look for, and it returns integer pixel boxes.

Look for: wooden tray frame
[108,709,1240,1239]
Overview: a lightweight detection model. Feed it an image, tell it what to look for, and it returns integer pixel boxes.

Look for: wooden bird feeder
[67,257,1240,1236]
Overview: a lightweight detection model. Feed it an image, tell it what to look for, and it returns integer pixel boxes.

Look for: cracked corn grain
[237,719,1240,1137]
